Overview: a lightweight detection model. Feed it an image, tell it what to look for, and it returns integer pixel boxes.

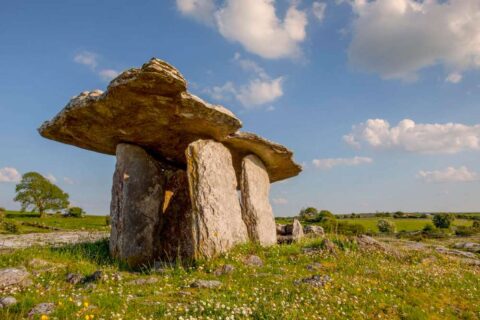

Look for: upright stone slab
[186,140,248,259]
[110,143,171,267]
[240,155,277,246]
[157,170,195,262]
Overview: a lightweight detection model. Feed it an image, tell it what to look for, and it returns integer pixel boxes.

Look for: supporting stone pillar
[110,143,172,267]
[240,154,277,246]
[186,139,249,259]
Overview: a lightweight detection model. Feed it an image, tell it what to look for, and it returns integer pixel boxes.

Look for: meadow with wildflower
[0,234,478,320]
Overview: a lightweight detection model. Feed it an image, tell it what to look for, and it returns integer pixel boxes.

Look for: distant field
[342,218,472,233]
[1,211,109,234]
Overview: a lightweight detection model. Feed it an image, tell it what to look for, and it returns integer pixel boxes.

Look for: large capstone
[240,155,277,246]
[186,139,248,258]
[110,143,175,267]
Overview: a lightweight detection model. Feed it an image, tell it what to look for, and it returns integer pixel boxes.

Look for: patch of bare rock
[190,279,222,289]
[243,255,264,267]
[294,275,331,287]
[0,231,109,250]
[28,302,55,318]
[213,264,235,276]
[0,267,32,291]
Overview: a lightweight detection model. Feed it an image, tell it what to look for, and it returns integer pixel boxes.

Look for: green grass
[1,211,109,234]
[341,218,473,233]
[0,236,478,319]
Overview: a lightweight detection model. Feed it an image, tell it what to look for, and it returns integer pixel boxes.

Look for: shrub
[299,207,318,221]
[422,223,436,232]
[455,226,477,237]
[321,219,365,236]
[3,221,19,234]
[433,213,454,229]
[473,220,480,229]
[377,219,396,233]
[67,207,85,218]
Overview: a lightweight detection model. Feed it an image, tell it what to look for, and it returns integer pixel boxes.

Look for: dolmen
[38,58,302,267]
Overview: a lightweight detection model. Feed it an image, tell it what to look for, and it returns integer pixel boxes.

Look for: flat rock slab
[39,58,242,165]
[224,132,302,183]
[0,231,109,250]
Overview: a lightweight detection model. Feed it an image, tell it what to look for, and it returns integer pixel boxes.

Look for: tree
[299,207,318,220]
[377,219,395,233]
[432,213,454,229]
[316,210,335,222]
[14,172,69,218]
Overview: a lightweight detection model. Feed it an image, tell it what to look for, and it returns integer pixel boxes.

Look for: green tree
[316,210,335,222]
[432,213,454,229]
[14,172,69,218]
[299,207,318,220]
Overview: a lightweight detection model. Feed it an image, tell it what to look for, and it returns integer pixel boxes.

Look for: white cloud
[74,51,98,70]
[272,197,288,205]
[44,173,57,183]
[63,177,74,185]
[0,167,21,183]
[98,69,120,81]
[236,77,284,107]
[74,51,119,82]
[347,0,480,80]
[418,166,478,183]
[207,53,284,108]
[445,72,462,84]
[344,119,480,154]
[176,0,308,59]
[176,0,216,25]
[312,156,373,170]
[312,2,327,22]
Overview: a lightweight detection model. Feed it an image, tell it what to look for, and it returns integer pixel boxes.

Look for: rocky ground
[0,234,479,319]
[0,231,109,250]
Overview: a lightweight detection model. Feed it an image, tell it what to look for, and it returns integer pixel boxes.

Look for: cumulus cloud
[312,156,373,170]
[312,2,327,22]
[347,0,480,81]
[445,72,462,84]
[74,51,119,82]
[272,197,288,205]
[98,69,120,81]
[74,51,98,70]
[207,54,284,108]
[344,119,480,154]
[176,0,308,59]
[0,167,21,183]
[418,166,478,183]
[176,0,216,24]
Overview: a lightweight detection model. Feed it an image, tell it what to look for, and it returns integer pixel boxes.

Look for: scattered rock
[306,262,322,271]
[323,239,337,253]
[28,302,55,317]
[276,224,287,235]
[356,235,385,251]
[0,267,32,290]
[127,277,158,285]
[436,246,477,259]
[0,296,17,308]
[190,280,222,289]
[83,270,105,283]
[244,255,263,267]
[294,275,331,287]
[288,219,304,241]
[66,273,83,285]
[303,225,325,237]
[213,264,235,276]
[453,242,480,253]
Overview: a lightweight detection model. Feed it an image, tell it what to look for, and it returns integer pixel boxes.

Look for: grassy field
[341,218,473,233]
[0,236,478,319]
[0,211,109,234]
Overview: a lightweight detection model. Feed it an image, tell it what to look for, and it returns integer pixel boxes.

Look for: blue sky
[1,0,480,216]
